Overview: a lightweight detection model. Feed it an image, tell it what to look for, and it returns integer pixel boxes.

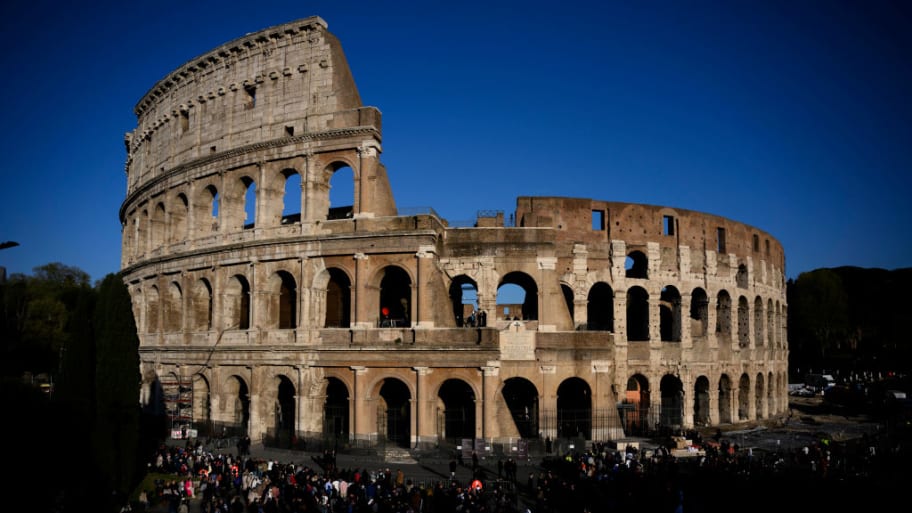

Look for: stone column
[415,246,435,328]
[540,365,557,439]
[414,367,433,448]
[481,365,499,440]
[353,253,370,328]
[350,366,368,445]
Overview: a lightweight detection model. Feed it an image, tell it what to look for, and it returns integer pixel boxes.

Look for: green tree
[789,269,850,370]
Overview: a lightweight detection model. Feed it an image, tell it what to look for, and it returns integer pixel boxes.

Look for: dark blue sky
[1,0,909,284]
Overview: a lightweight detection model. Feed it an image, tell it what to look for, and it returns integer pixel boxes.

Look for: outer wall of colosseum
[122,17,788,452]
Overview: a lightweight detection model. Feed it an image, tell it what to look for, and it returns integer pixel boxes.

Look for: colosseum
[122,16,788,454]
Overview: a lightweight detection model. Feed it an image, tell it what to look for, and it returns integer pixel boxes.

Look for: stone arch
[170,193,189,244]
[767,370,776,415]
[437,378,476,441]
[271,374,296,448]
[266,270,297,329]
[224,374,250,435]
[693,375,711,427]
[690,287,709,337]
[375,377,412,447]
[738,373,751,421]
[150,201,166,250]
[736,263,749,288]
[738,296,750,347]
[587,282,614,331]
[754,296,765,348]
[718,374,733,424]
[557,377,592,439]
[281,169,301,225]
[621,374,651,436]
[498,271,538,321]
[224,274,251,330]
[659,374,684,433]
[626,286,650,341]
[193,184,219,237]
[625,250,648,279]
[192,374,211,434]
[767,298,775,348]
[145,284,160,334]
[164,281,183,333]
[501,377,539,438]
[716,289,732,338]
[660,285,682,342]
[755,372,765,419]
[190,278,213,331]
[449,275,479,327]
[377,265,412,327]
[326,161,355,220]
[324,377,350,443]
[323,267,352,328]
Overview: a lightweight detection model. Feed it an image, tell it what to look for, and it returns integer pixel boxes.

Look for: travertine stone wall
[123,17,788,450]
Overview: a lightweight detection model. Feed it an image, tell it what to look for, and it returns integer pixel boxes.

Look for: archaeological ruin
[121,16,788,453]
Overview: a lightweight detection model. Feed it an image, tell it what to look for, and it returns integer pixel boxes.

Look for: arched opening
[276,271,297,329]
[736,264,749,288]
[755,373,765,420]
[379,266,411,327]
[754,296,764,348]
[738,374,751,421]
[501,377,539,438]
[225,275,251,330]
[626,286,649,341]
[625,250,648,279]
[378,378,411,448]
[324,378,350,443]
[328,165,354,220]
[738,296,750,347]
[690,287,709,337]
[587,282,614,331]
[659,285,681,342]
[165,282,183,333]
[272,376,296,448]
[716,290,732,339]
[191,375,211,436]
[620,375,650,436]
[145,285,160,334]
[438,379,476,441]
[767,298,775,348]
[448,275,479,327]
[693,376,711,427]
[151,202,166,249]
[325,268,351,328]
[498,271,538,321]
[718,375,733,424]
[226,376,249,437]
[190,278,213,331]
[659,375,684,434]
[281,170,301,225]
[243,177,256,229]
[170,193,189,244]
[557,377,591,439]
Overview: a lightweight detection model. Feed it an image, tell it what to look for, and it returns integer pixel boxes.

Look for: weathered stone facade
[121,17,788,450]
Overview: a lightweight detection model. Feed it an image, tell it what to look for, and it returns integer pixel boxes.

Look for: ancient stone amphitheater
[122,17,788,451]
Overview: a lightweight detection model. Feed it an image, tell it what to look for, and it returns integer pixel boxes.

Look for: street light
[0,241,19,250]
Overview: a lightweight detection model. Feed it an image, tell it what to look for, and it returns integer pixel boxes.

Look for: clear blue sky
[1,0,909,285]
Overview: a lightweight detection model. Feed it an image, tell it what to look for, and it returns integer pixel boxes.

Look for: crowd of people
[133,423,910,513]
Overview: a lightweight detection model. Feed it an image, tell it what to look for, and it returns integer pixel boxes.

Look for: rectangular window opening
[210,146,217,154]
[591,210,605,231]
[663,215,675,236]
[717,227,726,253]
[244,85,256,109]
[180,110,189,133]
[285,125,294,137]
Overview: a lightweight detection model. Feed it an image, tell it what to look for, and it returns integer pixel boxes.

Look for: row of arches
[160,369,786,447]
[124,163,355,261]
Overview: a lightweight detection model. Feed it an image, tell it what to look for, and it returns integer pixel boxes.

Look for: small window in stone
[244,84,256,109]
[285,125,294,137]
[753,234,760,252]
[663,215,675,236]
[591,210,604,231]
[717,227,726,253]
[765,239,770,256]
[210,146,217,154]
[180,109,189,134]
